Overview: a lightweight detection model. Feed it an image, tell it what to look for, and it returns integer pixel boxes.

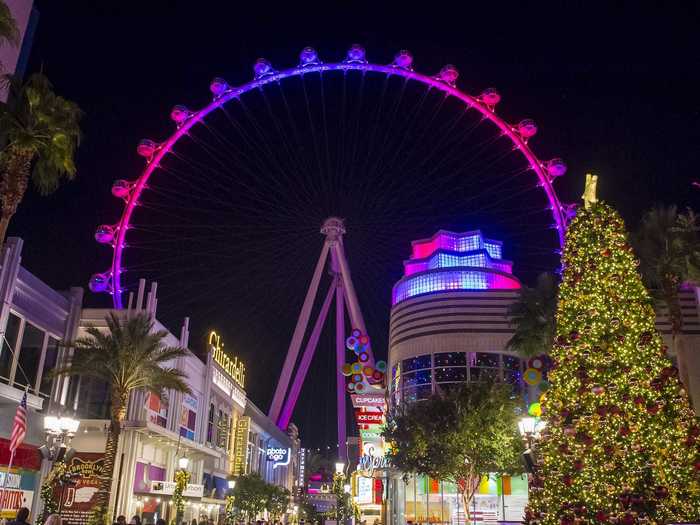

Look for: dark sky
[11,1,700,449]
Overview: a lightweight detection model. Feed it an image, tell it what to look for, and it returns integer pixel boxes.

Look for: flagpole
[2,449,15,489]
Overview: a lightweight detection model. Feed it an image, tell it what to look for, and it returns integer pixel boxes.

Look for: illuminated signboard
[232,417,250,476]
[298,448,306,486]
[356,411,383,424]
[356,477,372,504]
[209,331,246,388]
[351,394,385,408]
[266,447,291,469]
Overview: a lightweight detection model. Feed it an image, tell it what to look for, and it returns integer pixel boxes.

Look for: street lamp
[42,414,80,461]
[334,461,345,475]
[227,479,236,490]
[178,456,190,470]
[343,484,351,494]
[518,417,545,473]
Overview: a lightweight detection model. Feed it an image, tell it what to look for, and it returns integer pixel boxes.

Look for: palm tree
[506,272,558,357]
[54,312,191,522]
[0,72,82,243]
[0,1,19,53]
[633,205,700,388]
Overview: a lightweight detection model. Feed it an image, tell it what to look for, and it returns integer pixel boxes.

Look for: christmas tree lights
[526,201,700,524]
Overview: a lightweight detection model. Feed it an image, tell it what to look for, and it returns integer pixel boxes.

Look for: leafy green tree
[0,1,19,53]
[54,312,190,524]
[527,202,700,524]
[266,484,290,521]
[383,381,524,520]
[507,272,558,357]
[0,72,82,243]
[232,473,268,521]
[633,205,700,388]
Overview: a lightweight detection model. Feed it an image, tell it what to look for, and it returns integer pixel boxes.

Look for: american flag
[9,392,27,455]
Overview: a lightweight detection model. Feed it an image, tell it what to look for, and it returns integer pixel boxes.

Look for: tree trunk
[94,391,127,520]
[459,474,479,524]
[0,146,33,245]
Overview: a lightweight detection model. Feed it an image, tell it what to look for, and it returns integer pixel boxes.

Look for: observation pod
[546,158,567,178]
[517,119,538,139]
[111,179,132,198]
[393,50,413,70]
[345,44,366,63]
[299,47,321,67]
[95,224,116,244]
[254,58,275,79]
[481,88,501,106]
[170,105,191,124]
[89,272,111,293]
[438,65,459,86]
[137,139,158,158]
[210,77,229,97]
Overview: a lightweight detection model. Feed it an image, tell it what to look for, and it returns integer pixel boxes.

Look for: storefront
[0,440,41,521]
[387,473,528,525]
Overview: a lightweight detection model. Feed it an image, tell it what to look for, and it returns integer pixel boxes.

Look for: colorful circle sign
[351,362,363,374]
[529,357,544,370]
[363,366,374,377]
[346,382,355,393]
[355,382,366,393]
[359,335,369,345]
[358,352,369,363]
[346,336,358,350]
[351,328,361,338]
[372,370,384,381]
[341,364,352,376]
[523,368,542,386]
[528,402,542,417]
[375,360,387,372]
[352,374,363,383]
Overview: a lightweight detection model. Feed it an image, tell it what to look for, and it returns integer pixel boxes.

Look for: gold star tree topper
[582,173,599,209]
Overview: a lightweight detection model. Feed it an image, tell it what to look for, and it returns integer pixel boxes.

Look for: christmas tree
[526,188,700,524]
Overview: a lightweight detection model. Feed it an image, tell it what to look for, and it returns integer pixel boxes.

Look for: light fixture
[178,456,190,470]
[334,461,345,475]
[343,483,351,494]
[227,479,236,490]
[518,417,536,436]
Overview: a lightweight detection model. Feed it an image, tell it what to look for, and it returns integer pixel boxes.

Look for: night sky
[11,2,700,449]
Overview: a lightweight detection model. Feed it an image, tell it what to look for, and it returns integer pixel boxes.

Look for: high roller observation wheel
[90,45,572,308]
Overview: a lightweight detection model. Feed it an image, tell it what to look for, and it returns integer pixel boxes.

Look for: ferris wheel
[89,45,571,433]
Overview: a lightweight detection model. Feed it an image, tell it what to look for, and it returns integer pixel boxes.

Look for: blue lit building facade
[387,230,528,525]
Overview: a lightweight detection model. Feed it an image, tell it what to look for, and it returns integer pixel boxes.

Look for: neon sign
[266,447,291,469]
[209,331,246,388]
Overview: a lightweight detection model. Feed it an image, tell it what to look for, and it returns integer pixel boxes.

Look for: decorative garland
[38,461,68,525]
[173,470,191,516]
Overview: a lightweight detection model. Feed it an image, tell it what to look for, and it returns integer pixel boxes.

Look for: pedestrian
[156,519,166,525]
[130,516,142,525]
[8,508,30,525]
[116,516,127,525]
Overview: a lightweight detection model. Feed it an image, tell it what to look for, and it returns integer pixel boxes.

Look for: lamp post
[333,461,347,525]
[225,479,236,525]
[174,454,190,525]
[42,414,80,515]
[518,417,546,474]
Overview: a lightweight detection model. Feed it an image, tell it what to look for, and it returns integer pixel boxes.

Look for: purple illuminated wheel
[90,46,571,329]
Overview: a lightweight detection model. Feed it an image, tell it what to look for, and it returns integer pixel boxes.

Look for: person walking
[8,508,31,525]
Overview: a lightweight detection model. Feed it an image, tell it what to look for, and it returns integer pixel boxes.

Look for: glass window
[403,385,432,403]
[503,355,521,370]
[207,403,215,444]
[434,367,467,383]
[0,314,21,381]
[39,337,60,397]
[471,367,499,382]
[402,354,431,372]
[474,352,499,368]
[402,369,431,387]
[16,322,45,391]
[434,352,466,367]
